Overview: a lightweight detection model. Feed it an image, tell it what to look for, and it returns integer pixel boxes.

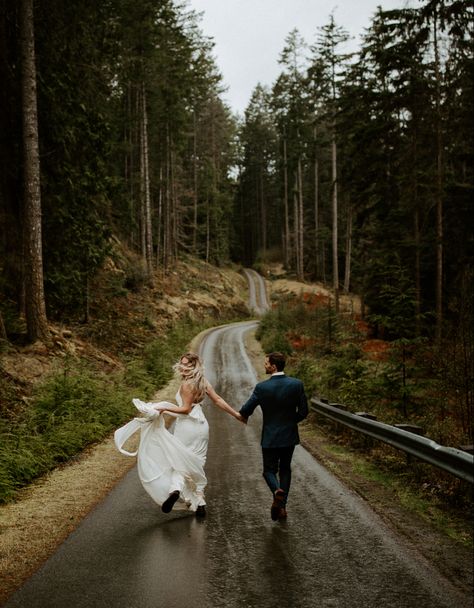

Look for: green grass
[0,364,135,503]
[0,313,241,504]
[310,429,473,547]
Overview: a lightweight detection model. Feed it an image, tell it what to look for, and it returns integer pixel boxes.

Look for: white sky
[187,0,414,115]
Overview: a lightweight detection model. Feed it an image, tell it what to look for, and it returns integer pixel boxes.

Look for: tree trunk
[411,114,422,336]
[283,137,290,268]
[343,202,352,293]
[139,84,153,278]
[170,141,178,263]
[125,83,136,250]
[322,244,327,285]
[313,127,320,279]
[156,166,163,267]
[20,0,49,343]
[331,129,339,311]
[260,167,267,258]
[192,110,198,254]
[297,156,304,281]
[142,85,153,277]
[163,124,171,271]
[205,197,210,263]
[0,311,7,341]
[414,209,421,336]
[139,89,146,261]
[293,172,299,278]
[433,14,443,341]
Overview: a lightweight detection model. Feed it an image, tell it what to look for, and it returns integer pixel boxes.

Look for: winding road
[3,274,471,608]
[242,268,269,315]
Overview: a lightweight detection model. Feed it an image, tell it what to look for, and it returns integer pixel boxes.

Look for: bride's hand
[235,412,247,424]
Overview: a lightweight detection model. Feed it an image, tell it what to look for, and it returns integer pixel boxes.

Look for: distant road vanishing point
[243,268,270,315]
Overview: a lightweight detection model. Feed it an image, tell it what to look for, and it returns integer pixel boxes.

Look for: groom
[239,352,308,521]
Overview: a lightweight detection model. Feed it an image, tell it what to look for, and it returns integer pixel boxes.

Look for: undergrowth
[0,314,225,503]
[258,293,473,512]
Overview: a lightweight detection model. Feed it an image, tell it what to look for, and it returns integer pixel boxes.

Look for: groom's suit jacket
[240,374,308,448]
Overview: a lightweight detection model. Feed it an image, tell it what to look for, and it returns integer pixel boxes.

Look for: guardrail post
[355,412,378,449]
[329,403,348,437]
[314,397,331,433]
[393,424,425,468]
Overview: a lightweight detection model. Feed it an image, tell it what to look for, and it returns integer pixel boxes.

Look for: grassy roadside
[300,415,472,545]
[298,416,473,596]
[0,313,246,505]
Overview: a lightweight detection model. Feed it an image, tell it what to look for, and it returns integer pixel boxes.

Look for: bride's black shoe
[162,491,180,513]
[195,505,206,518]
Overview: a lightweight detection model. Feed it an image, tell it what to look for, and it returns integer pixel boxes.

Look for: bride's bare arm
[206,384,246,423]
[153,383,194,415]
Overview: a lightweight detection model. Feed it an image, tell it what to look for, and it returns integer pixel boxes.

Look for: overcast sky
[187,0,414,115]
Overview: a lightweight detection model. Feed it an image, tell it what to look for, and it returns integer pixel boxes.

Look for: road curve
[4,321,471,608]
[242,268,269,315]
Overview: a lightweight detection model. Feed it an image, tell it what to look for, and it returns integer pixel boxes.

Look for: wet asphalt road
[242,269,269,315]
[4,321,472,608]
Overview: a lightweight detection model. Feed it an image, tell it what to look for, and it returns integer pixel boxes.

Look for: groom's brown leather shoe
[271,489,285,521]
[162,491,180,513]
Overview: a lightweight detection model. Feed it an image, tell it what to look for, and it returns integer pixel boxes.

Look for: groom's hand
[236,412,248,424]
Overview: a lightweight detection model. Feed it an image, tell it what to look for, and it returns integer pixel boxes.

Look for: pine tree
[20,0,49,342]
[310,15,351,310]
[237,84,277,264]
[272,29,310,279]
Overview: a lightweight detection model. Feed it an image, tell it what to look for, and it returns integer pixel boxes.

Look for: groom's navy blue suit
[240,373,308,447]
[240,372,308,510]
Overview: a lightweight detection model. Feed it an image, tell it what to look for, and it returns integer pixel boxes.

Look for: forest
[0,2,472,432]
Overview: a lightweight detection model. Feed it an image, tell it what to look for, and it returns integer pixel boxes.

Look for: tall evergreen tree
[236,84,277,265]
[20,0,49,342]
[272,29,310,279]
[310,15,351,310]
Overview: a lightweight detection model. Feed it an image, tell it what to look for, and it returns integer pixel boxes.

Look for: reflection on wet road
[4,321,471,608]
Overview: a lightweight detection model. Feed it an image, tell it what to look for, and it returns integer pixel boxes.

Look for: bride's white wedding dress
[114,392,209,511]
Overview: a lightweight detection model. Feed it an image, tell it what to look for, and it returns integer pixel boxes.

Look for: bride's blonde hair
[173,352,208,401]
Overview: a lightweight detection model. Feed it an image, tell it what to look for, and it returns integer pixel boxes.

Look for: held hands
[235,412,248,424]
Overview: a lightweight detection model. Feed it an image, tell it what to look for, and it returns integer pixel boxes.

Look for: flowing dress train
[114,393,209,511]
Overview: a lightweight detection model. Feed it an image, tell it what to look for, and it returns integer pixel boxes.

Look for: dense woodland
[0,1,473,351]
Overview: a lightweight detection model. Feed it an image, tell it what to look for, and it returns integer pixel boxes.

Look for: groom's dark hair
[267,352,286,371]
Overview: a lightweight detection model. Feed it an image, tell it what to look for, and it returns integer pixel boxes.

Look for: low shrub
[0,314,219,503]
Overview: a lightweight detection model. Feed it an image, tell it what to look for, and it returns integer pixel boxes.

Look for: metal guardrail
[310,398,474,484]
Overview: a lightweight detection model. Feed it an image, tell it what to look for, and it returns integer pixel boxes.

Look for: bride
[115,352,244,517]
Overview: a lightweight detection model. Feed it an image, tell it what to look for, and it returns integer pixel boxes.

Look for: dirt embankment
[271,277,361,315]
[1,258,249,391]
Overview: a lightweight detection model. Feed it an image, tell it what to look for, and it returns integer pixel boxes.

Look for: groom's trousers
[262,445,295,506]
